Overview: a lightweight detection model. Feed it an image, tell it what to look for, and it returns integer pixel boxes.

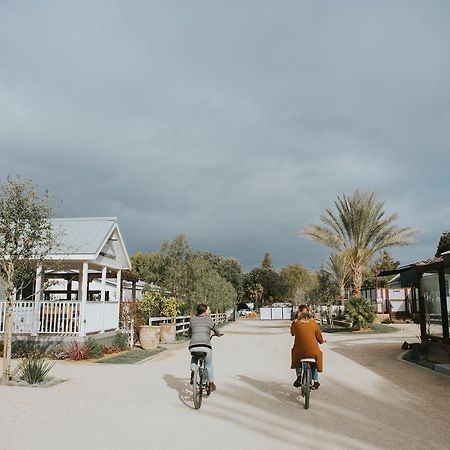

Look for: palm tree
[303,190,417,296]
[327,252,351,305]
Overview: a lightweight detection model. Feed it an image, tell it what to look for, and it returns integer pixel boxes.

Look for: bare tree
[0,177,56,384]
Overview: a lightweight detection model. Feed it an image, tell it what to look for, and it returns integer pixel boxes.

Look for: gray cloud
[1,1,450,271]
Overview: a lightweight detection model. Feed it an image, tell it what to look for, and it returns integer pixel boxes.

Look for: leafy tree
[248,283,263,310]
[303,190,416,296]
[279,263,314,303]
[435,230,450,257]
[244,267,284,305]
[160,234,192,299]
[132,236,240,315]
[261,253,273,270]
[194,251,244,301]
[0,177,56,384]
[308,267,339,322]
[363,250,400,289]
[131,252,166,285]
[344,296,375,330]
[187,254,237,314]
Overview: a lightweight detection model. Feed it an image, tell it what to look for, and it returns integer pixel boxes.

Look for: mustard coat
[290,318,324,372]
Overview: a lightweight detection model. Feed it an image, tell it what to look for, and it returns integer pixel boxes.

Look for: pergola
[379,251,450,344]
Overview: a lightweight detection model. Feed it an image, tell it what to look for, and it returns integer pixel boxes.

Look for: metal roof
[378,254,450,277]
[49,217,117,256]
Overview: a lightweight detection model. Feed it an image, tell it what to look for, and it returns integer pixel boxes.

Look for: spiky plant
[17,355,54,384]
[303,190,417,295]
[65,341,90,360]
[344,296,376,330]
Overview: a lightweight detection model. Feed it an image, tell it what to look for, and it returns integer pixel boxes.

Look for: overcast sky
[1,1,450,271]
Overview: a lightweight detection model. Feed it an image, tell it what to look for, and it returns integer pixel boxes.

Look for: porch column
[116,270,122,302]
[115,270,122,330]
[438,269,449,343]
[417,273,427,342]
[79,262,89,337]
[66,275,72,301]
[100,266,107,333]
[31,266,44,337]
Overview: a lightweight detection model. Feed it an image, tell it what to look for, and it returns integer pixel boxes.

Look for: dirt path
[1,320,449,450]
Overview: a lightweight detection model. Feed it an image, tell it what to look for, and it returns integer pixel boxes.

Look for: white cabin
[0,217,137,344]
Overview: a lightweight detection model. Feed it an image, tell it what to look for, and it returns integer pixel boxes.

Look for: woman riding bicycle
[188,304,222,392]
[291,304,324,389]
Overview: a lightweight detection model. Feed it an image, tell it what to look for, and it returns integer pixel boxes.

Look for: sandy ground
[1,320,449,450]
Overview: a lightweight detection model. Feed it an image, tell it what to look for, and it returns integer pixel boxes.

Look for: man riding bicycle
[188,304,223,392]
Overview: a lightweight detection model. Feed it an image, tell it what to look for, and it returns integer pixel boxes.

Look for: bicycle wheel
[303,364,311,410]
[192,367,203,409]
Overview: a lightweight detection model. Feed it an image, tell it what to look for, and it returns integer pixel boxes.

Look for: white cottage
[0,217,133,344]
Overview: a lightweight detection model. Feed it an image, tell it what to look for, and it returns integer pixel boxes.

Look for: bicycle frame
[191,353,210,409]
[297,358,315,409]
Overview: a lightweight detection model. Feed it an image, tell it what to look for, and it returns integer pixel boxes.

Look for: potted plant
[137,291,161,350]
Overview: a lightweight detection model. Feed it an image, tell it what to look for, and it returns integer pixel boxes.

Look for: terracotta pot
[160,323,176,344]
[139,325,160,350]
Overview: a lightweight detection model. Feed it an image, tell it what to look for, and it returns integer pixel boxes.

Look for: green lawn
[96,347,164,364]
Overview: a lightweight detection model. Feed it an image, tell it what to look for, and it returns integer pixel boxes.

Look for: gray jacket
[188,315,221,350]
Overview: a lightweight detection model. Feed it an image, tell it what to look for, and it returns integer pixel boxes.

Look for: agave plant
[17,355,54,384]
[344,296,376,331]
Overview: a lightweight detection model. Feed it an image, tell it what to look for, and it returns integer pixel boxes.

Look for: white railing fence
[0,301,81,335]
[149,312,227,335]
[39,301,80,334]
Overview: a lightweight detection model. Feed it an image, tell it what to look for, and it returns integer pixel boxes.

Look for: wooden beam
[417,272,427,342]
[438,269,449,343]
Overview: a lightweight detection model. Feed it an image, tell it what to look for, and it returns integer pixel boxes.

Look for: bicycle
[296,358,316,409]
[191,350,210,409]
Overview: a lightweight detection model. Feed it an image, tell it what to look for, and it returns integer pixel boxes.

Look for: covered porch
[379,252,450,344]
[0,217,132,343]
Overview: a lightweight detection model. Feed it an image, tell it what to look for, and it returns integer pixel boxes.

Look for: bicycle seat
[191,351,207,359]
[300,358,316,363]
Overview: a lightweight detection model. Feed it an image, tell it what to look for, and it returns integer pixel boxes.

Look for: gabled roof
[48,217,131,269]
[50,217,116,256]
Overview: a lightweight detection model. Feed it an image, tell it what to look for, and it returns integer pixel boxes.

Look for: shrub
[160,296,178,319]
[344,296,376,330]
[138,291,179,322]
[101,345,120,354]
[10,341,53,358]
[66,341,90,360]
[112,331,128,351]
[17,355,54,384]
[86,338,103,359]
[49,345,67,360]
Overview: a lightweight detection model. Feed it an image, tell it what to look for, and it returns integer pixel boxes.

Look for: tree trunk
[339,285,346,306]
[352,265,363,297]
[2,268,14,384]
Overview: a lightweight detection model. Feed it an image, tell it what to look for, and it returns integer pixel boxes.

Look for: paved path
[1,320,449,450]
